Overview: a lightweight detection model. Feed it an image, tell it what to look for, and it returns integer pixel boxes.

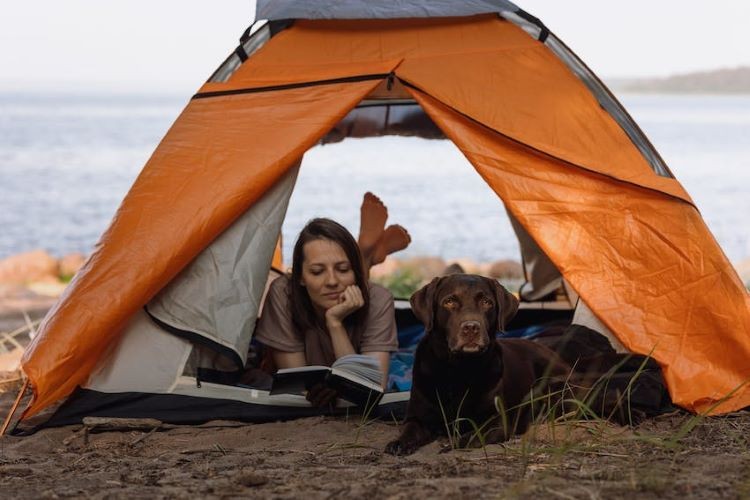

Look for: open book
[270,354,384,408]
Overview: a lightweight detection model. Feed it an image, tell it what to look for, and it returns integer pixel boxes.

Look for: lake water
[1,92,748,265]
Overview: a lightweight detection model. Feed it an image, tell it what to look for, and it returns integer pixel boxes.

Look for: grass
[0,318,37,397]
[352,390,382,445]
[425,364,750,483]
[428,352,699,463]
[372,268,423,299]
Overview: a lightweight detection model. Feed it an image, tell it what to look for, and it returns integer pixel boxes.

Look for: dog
[385,274,572,455]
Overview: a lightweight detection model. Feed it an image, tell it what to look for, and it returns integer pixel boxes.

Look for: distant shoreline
[606,66,750,94]
[1,67,749,97]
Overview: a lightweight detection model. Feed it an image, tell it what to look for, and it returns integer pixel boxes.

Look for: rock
[449,258,481,274]
[238,471,268,487]
[27,282,67,298]
[401,256,447,281]
[58,253,86,279]
[0,349,23,373]
[0,250,59,285]
[0,283,57,333]
[369,257,401,280]
[486,259,524,280]
[443,263,465,275]
[735,258,750,287]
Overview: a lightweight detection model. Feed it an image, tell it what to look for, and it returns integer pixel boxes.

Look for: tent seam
[192,73,392,100]
[398,78,697,210]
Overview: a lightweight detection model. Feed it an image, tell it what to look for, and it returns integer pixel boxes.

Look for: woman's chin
[315,297,340,310]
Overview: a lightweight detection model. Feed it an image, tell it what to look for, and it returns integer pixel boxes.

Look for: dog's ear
[410,277,443,332]
[489,278,519,331]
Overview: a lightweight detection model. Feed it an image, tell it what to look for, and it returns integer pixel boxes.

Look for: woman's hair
[288,218,370,336]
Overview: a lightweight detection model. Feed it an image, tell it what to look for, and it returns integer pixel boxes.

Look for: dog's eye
[442,297,457,308]
[480,297,494,307]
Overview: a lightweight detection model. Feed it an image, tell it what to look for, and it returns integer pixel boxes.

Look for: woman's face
[300,238,356,314]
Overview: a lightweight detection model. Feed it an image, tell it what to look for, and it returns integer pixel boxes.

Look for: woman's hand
[324,285,364,327]
[306,383,338,408]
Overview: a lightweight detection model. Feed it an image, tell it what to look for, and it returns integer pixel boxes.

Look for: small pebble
[238,471,268,487]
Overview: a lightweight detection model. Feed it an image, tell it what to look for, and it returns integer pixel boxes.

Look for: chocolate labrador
[385,274,571,455]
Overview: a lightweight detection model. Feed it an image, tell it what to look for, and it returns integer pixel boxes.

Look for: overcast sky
[1,1,748,94]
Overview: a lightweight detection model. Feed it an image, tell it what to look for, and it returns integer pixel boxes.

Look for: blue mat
[387,323,554,391]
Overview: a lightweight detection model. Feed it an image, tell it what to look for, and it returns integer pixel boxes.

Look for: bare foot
[358,192,388,262]
[368,224,411,268]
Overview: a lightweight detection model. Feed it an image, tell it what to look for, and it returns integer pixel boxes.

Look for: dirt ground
[2,297,750,499]
[2,385,750,500]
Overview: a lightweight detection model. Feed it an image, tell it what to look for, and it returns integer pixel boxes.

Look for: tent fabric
[20,78,385,418]
[85,309,192,394]
[147,164,299,368]
[508,212,563,302]
[13,13,750,425]
[540,33,673,179]
[409,88,750,414]
[256,0,520,21]
[321,103,445,143]
[395,52,691,203]
[242,11,684,181]
[198,60,401,96]
[36,389,410,430]
[89,165,298,396]
[210,16,691,203]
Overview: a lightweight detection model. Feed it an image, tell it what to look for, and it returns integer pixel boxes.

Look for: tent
[4,0,750,433]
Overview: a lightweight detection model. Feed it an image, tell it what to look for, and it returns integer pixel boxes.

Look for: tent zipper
[193,73,392,100]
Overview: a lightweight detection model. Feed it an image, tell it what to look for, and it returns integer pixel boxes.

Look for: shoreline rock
[0,250,59,285]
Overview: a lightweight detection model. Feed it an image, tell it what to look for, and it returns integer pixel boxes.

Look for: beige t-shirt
[254,275,398,366]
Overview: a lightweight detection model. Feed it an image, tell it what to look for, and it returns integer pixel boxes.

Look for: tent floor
[16,388,408,434]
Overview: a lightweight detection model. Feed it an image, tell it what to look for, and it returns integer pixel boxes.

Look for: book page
[275,365,329,375]
[270,366,329,395]
[330,354,383,391]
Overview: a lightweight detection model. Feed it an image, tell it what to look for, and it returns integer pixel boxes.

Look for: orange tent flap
[396,49,692,204]
[225,15,689,204]
[411,88,750,414]
[198,59,402,94]
[241,16,538,67]
[20,78,384,418]
[199,15,536,93]
[271,235,284,271]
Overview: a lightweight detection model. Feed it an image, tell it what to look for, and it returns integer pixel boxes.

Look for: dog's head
[410,274,519,356]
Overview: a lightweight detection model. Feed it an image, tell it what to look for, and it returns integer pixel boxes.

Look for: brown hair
[288,218,369,339]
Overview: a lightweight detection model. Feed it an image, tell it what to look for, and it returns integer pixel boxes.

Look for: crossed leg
[357,192,411,275]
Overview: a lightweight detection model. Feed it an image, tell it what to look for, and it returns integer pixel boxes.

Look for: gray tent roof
[256,0,521,21]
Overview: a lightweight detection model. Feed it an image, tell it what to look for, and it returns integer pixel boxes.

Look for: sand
[3,288,750,498]
[3,386,750,499]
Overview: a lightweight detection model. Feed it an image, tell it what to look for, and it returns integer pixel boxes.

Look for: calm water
[1,92,748,264]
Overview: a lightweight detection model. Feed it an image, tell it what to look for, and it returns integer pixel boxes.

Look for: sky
[1,1,749,94]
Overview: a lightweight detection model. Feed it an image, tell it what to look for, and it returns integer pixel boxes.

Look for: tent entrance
[15,9,750,432]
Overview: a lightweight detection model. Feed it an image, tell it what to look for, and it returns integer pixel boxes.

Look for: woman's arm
[326,319,357,359]
[270,349,307,369]
[270,349,336,407]
[325,284,362,359]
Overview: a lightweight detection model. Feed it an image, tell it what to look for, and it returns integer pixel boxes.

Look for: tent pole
[1,378,29,437]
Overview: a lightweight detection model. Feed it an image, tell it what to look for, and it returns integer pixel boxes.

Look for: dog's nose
[460,321,481,337]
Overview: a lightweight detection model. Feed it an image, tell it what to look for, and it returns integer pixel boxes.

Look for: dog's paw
[454,432,484,450]
[384,439,418,456]
[621,408,648,427]
[607,406,648,427]
[438,442,454,454]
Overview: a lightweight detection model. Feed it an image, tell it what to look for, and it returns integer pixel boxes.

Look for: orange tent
[5,1,749,432]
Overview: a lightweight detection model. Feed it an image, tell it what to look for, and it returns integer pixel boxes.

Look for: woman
[254,216,405,406]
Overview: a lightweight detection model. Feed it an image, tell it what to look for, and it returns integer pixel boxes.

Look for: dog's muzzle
[453,320,488,354]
